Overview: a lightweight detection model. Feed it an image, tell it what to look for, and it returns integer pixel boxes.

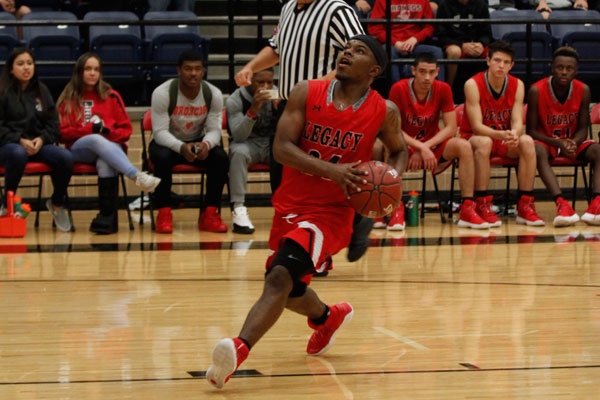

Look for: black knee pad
[268,239,314,298]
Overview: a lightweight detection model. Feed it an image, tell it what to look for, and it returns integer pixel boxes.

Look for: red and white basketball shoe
[457,199,489,229]
[206,337,249,389]
[553,197,579,227]
[387,203,405,231]
[582,195,600,225]
[516,195,545,226]
[307,302,354,356]
[475,195,501,227]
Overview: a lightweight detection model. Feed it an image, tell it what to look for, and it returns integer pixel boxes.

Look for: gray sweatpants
[229,138,271,204]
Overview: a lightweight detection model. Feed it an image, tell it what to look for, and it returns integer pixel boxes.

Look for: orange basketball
[347,161,403,218]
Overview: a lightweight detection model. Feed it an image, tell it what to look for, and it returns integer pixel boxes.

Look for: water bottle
[406,190,419,227]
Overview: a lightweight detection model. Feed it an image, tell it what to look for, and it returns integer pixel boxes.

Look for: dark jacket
[436,0,493,48]
[0,82,60,147]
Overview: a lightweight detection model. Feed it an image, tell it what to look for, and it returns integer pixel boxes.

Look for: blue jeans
[70,134,138,179]
[0,143,73,206]
[390,44,445,83]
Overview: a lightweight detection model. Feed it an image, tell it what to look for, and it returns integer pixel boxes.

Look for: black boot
[90,177,119,234]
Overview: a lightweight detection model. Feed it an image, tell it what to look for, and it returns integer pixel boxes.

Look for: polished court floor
[0,203,599,399]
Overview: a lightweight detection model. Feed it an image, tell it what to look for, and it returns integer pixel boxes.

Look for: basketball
[347,161,403,218]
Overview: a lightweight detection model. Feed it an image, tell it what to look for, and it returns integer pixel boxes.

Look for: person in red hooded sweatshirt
[368,0,444,82]
[57,52,160,234]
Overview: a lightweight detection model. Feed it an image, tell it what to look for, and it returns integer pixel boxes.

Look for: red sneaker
[373,217,387,229]
[307,302,353,356]
[387,202,405,231]
[475,195,501,227]
[516,195,545,226]
[199,206,228,232]
[458,199,489,229]
[553,197,579,227]
[582,195,600,225]
[155,207,173,233]
[206,337,249,389]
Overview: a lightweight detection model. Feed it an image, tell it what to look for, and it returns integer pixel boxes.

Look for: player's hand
[355,0,372,13]
[328,160,368,197]
[559,139,576,157]
[195,141,210,161]
[180,142,197,162]
[420,147,438,172]
[504,129,520,149]
[574,0,588,9]
[235,68,253,87]
[407,152,423,171]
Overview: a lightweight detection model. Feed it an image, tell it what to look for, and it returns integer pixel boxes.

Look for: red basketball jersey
[272,80,387,215]
[533,76,584,139]
[389,78,454,142]
[460,71,519,138]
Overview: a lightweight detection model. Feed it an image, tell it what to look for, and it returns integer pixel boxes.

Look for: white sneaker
[135,171,161,192]
[46,199,72,232]
[232,206,254,234]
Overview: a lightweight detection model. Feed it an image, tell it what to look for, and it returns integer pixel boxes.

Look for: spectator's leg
[0,143,28,204]
[148,140,179,208]
[445,45,462,89]
[31,145,73,207]
[229,141,254,207]
[71,134,139,179]
[198,146,230,209]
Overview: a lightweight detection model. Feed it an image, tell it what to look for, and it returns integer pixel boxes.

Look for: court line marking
[1,279,598,289]
[2,364,600,386]
[0,232,596,255]
[373,327,429,350]
[410,330,538,339]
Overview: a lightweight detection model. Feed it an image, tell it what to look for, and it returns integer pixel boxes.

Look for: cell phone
[262,89,279,99]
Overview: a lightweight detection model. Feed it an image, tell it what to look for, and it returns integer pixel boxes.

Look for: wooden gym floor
[0,202,599,399]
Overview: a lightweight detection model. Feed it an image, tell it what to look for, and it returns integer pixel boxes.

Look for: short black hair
[487,40,515,61]
[413,52,437,67]
[177,50,205,67]
[553,46,579,64]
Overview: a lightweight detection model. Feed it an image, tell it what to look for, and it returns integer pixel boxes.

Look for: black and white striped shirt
[269,0,364,100]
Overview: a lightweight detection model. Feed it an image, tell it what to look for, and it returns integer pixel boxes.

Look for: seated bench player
[385,52,489,230]
[527,46,600,226]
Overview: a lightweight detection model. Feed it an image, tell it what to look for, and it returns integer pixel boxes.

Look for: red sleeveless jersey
[389,78,454,141]
[461,71,519,138]
[533,76,583,139]
[272,80,387,215]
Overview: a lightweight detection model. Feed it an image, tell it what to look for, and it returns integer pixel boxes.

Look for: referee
[236,0,373,265]
[235,0,365,100]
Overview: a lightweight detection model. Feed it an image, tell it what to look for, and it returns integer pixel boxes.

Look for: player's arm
[510,79,525,137]
[573,84,591,145]
[423,110,457,148]
[273,81,367,195]
[526,85,559,146]
[378,100,409,175]
[464,79,508,140]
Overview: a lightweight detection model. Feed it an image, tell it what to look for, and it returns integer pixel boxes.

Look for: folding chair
[139,110,207,230]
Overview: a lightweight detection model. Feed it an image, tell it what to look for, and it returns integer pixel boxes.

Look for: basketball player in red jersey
[206,35,408,389]
[528,46,600,226]
[461,40,544,227]
[387,52,488,230]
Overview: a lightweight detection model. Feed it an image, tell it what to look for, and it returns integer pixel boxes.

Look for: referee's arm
[235,47,280,87]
